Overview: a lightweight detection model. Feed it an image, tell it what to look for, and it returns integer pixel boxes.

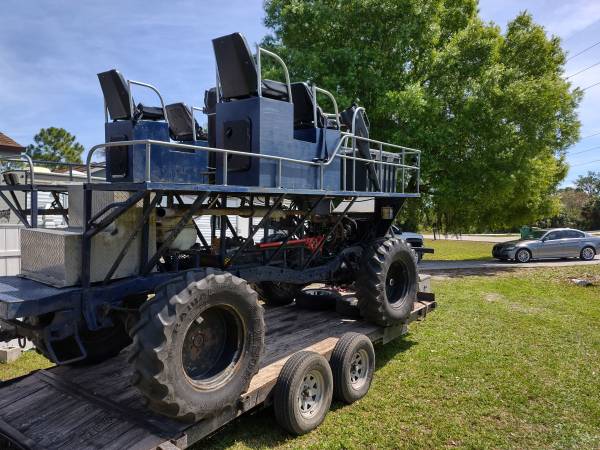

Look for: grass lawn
[1,266,599,449]
[201,266,600,449]
[0,349,51,381]
[425,239,494,261]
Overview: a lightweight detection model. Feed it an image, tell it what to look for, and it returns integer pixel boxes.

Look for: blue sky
[1,0,599,184]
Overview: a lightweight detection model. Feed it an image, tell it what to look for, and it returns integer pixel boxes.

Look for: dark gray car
[492,228,600,263]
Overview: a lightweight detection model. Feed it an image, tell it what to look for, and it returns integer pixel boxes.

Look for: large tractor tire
[129,270,264,421]
[356,238,418,326]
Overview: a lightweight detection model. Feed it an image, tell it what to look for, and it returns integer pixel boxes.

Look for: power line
[571,158,600,167]
[581,131,600,140]
[582,80,600,91]
[567,40,600,62]
[566,60,600,79]
[570,145,600,155]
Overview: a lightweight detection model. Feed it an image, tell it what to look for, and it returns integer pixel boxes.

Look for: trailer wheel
[356,238,417,326]
[273,351,333,435]
[130,270,264,421]
[330,333,375,404]
[256,282,302,306]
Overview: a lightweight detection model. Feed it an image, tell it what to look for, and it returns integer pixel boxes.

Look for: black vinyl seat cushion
[135,104,164,121]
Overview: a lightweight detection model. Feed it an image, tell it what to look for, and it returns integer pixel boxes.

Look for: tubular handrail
[312,85,340,129]
[85,136,420,195]
[256,46,293,104]
[191,106,204,141]
[127,80,169,124]
[0,153,35,186]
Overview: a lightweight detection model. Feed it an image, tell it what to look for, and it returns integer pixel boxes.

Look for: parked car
[492,228,600,263]
[391,226,433,262]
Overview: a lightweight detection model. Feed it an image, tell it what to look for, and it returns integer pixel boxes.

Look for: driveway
[422,234,519,243]
[420,257,600,272]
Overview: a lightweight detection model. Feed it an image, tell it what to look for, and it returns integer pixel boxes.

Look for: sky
[0,0,599,185]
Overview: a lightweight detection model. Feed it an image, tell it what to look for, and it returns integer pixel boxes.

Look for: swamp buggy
[0,32,434,445]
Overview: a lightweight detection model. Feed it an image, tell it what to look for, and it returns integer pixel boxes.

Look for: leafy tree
[575,171,600,197]
[262,1,581,232]
[26,127,84,163]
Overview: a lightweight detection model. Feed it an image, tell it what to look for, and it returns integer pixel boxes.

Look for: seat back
[98,69,132,121]
[212,33,258,100]
[291,82,323,129]
[165,103,201,142]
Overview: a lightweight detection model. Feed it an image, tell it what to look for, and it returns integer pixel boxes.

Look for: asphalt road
[420,257,599,271]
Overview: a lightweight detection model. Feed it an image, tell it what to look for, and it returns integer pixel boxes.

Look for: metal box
[21,191,156,287]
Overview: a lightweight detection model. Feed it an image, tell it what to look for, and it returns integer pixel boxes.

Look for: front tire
[581,246,596,261]
[356,238,418,326]
[130,270,264,421]
[515,248,531,263]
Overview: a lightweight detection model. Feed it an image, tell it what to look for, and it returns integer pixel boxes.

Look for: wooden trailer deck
[0,292,435,450]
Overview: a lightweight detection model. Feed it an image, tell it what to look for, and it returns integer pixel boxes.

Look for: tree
[575,171,600,197]
[26,127,84,163]
[262,1,581,232]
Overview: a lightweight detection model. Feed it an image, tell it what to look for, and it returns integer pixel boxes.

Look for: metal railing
[0,156,105,185]
[104,79,168,125]
[256,46,293,104]
[85,131,420,194]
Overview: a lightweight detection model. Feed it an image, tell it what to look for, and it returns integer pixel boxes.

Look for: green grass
[0,349,52,381]
[425,239,493,261]
[2,267,599,449]
[200,266,600,449]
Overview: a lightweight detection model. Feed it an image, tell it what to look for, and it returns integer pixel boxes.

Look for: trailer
[0,31,429,444]
[0,286,435,450]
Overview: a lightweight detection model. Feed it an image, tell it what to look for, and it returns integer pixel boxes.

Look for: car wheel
[580,246,596,261]
[515,248,531,263]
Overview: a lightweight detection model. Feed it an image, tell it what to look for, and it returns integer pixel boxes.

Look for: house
[0,132,25,158]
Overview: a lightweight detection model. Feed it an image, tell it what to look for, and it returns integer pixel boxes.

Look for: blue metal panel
[105,121,210,184]
[0,277,80,320]
[215,97,342,190]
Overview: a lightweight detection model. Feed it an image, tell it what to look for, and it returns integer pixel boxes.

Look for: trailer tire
[273,351,333,435]
[256,282,301,306]
[295,288,339,311]
[330,333,375,404]
[356,238,417,326]
[130,270,264,421]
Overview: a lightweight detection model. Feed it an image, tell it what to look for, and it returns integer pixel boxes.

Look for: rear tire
[130,270,264,421]
[273,351,333,435]
[356,238,417,326]
[581,246,596,261]
[330,333,375,404]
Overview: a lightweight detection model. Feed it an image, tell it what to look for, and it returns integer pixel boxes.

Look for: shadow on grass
[199,337,418,449]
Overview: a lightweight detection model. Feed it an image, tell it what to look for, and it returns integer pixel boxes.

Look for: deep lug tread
[356,238,418,326]
[129,269,265,421]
